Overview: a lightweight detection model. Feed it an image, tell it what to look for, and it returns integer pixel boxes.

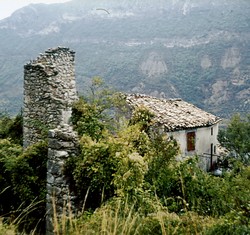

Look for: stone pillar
[23,47,79,234]
[23,47,78,148]
[46,124,79,235]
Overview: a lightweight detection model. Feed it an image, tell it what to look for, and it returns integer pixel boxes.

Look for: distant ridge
[0,0,249,117]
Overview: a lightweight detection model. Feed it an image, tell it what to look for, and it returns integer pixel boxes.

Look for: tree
[71,77,128,140]
[218,114,250,165]
[0,112,23,145]
[67,91,180,211]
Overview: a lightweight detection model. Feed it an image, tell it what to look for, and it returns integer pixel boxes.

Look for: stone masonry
[46,124,79,235]
[23,47,79,234]
[23,47,78,147]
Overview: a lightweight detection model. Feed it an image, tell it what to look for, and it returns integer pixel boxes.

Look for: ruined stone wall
[23,47,79,234]
[23,47,78,147]
[46,124,79,235]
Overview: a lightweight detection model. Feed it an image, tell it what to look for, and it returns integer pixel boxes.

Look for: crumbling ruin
[23,47,78,147]
[23,47,79,234]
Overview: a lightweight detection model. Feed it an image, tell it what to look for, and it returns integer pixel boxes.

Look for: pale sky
[0,0,71,20]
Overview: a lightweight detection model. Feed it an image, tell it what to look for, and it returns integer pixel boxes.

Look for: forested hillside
[0,0,249,116]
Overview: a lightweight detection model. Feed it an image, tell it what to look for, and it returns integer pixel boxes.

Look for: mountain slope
[0,0,249,117]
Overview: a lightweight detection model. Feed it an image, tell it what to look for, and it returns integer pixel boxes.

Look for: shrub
[0,140,47,234]
[65,134,119,210]
[0,113,23,145]
[218,114,250,165]
[0,139,22,222]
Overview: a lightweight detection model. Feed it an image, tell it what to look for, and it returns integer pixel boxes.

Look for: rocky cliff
[0,0,249,117]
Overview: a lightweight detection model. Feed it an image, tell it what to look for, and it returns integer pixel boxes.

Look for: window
[187,131,195,152]
[211,127,213,136]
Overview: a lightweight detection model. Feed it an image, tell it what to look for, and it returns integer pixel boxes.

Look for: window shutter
[187,131,195,151]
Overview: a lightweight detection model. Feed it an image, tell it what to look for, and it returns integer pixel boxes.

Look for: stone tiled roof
[126,94,221,132]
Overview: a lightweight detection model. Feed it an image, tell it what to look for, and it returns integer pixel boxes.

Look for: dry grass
[0,196,218,235]
[0,219,15,235]
[50,197,217,235]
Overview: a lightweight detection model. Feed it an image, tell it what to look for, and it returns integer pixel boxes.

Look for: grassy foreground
[1,196,248,235]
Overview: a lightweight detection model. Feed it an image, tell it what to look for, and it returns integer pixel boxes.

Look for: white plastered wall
[168,123,220,171]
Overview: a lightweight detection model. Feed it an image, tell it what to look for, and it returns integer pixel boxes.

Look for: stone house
[126,94,222,171]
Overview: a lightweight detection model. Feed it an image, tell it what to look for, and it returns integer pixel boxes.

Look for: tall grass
[0,198,44,235]
[0,219,15,235]
[50,196,217,235]
[51,198,142,235]
[1,195,240,235]
[0,198,234,235]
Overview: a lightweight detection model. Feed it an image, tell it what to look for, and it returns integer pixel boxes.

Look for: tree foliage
[65,86,249,234]
[0,139,48,234]
[71,77,128,140]
[0,112,47,234]
[0,113,23,145]
[67,102,180,212]
[218,114,250,165]
[0,82,250,234]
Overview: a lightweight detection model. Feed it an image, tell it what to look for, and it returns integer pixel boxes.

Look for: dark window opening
[187,131,195,152]
[211,127,213,136]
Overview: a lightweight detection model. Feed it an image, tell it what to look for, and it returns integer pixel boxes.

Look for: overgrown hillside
[0,0,249,116]
[0,85,249,234]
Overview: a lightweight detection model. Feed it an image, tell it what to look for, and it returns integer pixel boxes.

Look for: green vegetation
[1,1,250,117]
[0,113,22,145]
[0,81,249,234]
[64,81,250,234]
[0,114,47,234]
[218,114,250,165]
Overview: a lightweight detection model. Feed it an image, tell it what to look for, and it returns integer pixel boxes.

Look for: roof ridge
[125,92,222,131]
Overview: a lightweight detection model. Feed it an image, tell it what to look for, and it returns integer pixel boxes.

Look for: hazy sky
[0,0,71,20]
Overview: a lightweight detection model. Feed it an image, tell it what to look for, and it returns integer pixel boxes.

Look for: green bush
[206,209,250,235]
[0,113,23,145]
[71,97,105,141]
[67,100,180,213]
[65,134,119,210]
[177,158,232,217]
[0,139,22,215]
[12,141,48,233]
[0,139,47,234]
[218,114,250,165]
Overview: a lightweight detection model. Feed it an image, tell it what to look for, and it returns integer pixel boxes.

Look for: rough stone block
[47,172,55,185]
[54,150,68,158]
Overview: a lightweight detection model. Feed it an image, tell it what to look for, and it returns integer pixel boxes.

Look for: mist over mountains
[0,0,249,117]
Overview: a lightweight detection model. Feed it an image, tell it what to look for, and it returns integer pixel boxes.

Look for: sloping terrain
[0,0,249,117]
